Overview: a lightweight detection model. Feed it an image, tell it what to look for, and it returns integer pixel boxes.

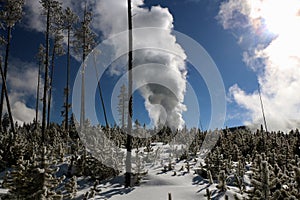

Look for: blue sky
[2,0,300,131]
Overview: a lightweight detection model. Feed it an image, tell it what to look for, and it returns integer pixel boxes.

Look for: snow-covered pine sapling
[237,160,245,178]
[294,167,300,195]
[186,161,190,173]
[64,176,77,199]
[226,155,232,173]
[261,161,271,199]
[216,170,228,192]
[3,147,65,199]
[58,142,64,163]
[269,149,277,165]
[112,139,124,172]
[251,160,274,200]
[134,148,145,176]
[152,146,161,166]
[234,173,244,194]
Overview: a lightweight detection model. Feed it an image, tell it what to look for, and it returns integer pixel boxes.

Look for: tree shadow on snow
[98,175,135,199]
[99,187,134,199]
[192,175,209,186]
[212,191,226,200]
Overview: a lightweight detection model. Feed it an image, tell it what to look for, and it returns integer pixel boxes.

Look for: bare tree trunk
[125,0,133,188]
[42,4,51,144]
[122,91,125,128]
[35,59,42,129]
[80,6,87,129]
[92,52,109,128]
[65,28,71,132]
[258,84,268,132]
[80,60,85,129]
[0,26,11,128]
[0,57,15,134]
[47,45,56,128]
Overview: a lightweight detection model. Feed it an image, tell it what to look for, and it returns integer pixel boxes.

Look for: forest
[0,0,300,199]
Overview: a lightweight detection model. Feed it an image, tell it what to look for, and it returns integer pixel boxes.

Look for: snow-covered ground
[0,143,246,200]
[75,143,246,200]
[95,167,242,200]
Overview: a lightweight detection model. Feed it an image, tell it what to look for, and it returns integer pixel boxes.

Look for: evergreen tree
[64,176,77,199]
[294,167,300,196]
[0,0,24,128]
[62,7,78,132]
[3,147,64,199]
[216,170,227,192]
[250,160,277,200]
[40,0,62,144]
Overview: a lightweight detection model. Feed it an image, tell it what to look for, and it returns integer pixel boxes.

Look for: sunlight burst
[250,0,300,35]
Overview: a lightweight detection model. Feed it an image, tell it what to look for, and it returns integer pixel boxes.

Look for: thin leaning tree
[73,3,96,129]
[92,49,109,128]
[62,7,78,132]
[40,0,62,138]
[35,44,45,129]
[0,57,14,134]
[0,0,24,128]
[47,29,64,128]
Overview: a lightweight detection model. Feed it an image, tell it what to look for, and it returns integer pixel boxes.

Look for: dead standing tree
[125,0,134,188]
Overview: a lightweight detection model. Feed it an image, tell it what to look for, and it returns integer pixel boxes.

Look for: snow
[0,188,8,197]
[74,143,248,200]
[87,165,245,200]
[0,142,247,200]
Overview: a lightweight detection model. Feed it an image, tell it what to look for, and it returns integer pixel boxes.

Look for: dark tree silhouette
[62,7,78,132]
[125,0,134,188]
[0,0,24,128]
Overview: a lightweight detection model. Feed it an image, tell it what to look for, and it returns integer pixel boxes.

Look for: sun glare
[250,0,300,35]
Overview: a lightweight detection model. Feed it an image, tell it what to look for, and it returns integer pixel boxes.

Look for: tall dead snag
[35,44,45,129]
[62,7,78,132]
[40,0,62,140]
[125,0,133,188]
[74,3,96,129]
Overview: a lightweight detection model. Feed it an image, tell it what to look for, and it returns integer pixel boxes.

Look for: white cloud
[218,0,300,132]
[2,58,42,124]
[23,0,45,32]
